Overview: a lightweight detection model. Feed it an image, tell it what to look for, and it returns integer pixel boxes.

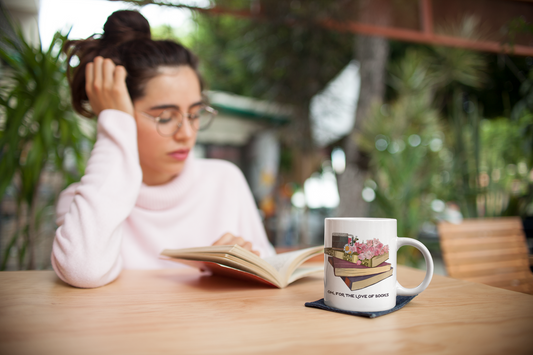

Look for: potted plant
[0,24,93,270]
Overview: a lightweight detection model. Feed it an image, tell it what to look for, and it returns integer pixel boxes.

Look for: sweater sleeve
[51,110,143,288]
[230,165,276,258]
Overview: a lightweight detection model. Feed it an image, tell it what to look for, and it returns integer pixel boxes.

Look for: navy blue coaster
[305,295,418,318]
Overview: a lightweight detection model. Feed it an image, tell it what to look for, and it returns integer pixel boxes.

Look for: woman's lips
[168,149,190,161]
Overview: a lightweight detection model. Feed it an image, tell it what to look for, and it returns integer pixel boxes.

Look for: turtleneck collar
[135,155,197,210]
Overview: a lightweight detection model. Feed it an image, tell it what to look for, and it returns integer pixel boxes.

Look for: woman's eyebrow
[148,101,204,111]
[149,104,179,111]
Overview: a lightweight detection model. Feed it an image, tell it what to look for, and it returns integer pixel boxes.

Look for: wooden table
[1,266,532,355]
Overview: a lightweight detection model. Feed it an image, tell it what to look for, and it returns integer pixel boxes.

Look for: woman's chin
[141,163,186,186]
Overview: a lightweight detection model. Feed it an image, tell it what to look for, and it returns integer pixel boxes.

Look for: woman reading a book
[52,10,275,288]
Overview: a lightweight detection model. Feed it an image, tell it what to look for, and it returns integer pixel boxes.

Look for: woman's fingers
[212,233,260,256]
[242,241,258,255]
[114,65,127,90]
[84,56,133,117]
[92,56,103,94]
[85,61,101,115]
[85,57,103,115]
[112,65,134,116]
[85,62,94,98]
[102,58,115,92]
[213,233,234,245]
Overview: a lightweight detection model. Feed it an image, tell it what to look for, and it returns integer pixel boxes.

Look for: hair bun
[101,10,151,45]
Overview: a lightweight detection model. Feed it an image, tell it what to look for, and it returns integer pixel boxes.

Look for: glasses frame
[139,105,217,137]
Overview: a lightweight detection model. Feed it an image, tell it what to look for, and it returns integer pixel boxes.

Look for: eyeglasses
[139,105,217,137]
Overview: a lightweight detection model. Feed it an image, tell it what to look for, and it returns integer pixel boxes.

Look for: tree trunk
[336,1,390,217]
[282,104,320,185]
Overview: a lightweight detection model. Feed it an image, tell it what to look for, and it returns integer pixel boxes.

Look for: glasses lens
[156,110,181,136]
[196,107,216,131]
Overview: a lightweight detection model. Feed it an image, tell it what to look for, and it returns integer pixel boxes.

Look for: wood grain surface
[1,266,532,355]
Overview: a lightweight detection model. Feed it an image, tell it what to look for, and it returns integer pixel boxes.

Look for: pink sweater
[52,110,275,288]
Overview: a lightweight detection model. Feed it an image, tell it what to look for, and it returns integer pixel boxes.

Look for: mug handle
[396,237,434,296]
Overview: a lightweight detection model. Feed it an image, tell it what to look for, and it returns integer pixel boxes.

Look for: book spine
[333,264,391,277]
[344,277,351,289]
[359,252,389,268]
[324,248,359,263]
[343,268,394,291]
[331,234,350,249]
[325,249,389,266]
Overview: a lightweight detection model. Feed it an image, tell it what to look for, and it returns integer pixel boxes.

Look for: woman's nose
[173,117,194,140]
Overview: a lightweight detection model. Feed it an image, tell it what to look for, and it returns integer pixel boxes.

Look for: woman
[52,10,275,288]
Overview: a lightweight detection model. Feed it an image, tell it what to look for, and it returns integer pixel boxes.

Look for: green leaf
[0,18,94,270]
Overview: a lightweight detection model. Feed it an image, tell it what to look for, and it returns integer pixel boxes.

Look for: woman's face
[133,66,202,186]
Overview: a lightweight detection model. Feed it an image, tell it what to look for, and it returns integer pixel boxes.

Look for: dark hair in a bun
[101,10,151,45]
[64,10,203,118]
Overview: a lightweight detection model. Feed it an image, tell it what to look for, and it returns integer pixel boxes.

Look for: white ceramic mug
[324,218,434,312]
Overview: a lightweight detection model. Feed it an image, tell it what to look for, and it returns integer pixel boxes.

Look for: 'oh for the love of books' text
[327,290,389,299]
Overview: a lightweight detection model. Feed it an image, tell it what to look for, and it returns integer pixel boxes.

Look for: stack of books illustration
[325,233,393,291]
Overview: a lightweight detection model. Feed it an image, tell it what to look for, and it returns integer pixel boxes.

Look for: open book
[160,245,324,288]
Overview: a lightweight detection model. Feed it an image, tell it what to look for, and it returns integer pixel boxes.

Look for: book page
[263,250,306,275]
[162,246,282,283]
[161,245,323,288]
[162,245,236,256]
[162,252,279,285]
[263,246,323,286]
[167,257,282,288]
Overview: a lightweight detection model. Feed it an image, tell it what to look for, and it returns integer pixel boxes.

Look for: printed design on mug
[324,233,393,291]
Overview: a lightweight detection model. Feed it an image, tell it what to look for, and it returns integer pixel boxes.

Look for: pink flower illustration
[344,238,389,260]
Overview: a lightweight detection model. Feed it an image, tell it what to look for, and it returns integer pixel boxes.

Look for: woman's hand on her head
[85,56,134,117]
[213,233,260,256]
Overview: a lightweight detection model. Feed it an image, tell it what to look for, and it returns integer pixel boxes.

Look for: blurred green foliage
[148,2,533,222]
[359,50,443,236]
[190,15,258,98]
[190,1,354,106]
[360,44,532,266]
[478,114,533,217]
[189,9,353,160]
[358,49,445,265]
[0,26,93,270]
[0,1,529,271]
